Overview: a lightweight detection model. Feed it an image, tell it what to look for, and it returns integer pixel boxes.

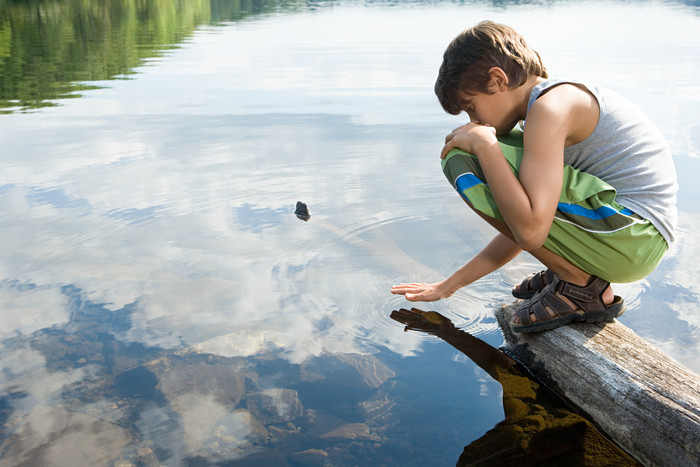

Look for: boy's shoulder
[526,81,600,145]
[531,81,596,109]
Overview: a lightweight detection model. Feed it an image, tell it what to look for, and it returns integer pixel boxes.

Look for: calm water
[1,0,698,465]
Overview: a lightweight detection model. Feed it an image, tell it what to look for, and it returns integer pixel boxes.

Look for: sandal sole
[511,297,626,334]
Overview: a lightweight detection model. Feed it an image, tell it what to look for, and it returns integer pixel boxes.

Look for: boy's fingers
[441,142,452,159]
[406,291,437,303]
[392,283,431,298]
[391,284,418,294]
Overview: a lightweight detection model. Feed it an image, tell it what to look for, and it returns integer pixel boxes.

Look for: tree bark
[496,304,700,467]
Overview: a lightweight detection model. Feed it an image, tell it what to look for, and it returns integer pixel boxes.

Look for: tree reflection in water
[390,308,640,466]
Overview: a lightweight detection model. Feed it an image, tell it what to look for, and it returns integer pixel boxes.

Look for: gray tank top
[527,79,678,243]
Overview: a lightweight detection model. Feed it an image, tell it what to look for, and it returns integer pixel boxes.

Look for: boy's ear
[487,67,509,92]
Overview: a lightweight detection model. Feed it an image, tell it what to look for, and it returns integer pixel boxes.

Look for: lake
[1,0,698,465]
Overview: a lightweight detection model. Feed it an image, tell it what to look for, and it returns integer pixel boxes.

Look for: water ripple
[344,279,507,352]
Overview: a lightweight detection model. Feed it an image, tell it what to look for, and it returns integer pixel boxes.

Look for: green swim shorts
[441,129,668,283]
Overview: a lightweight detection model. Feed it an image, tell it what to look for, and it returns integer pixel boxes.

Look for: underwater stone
[320,422,378,441]
[246,388,303,425]
[0,406,131,465]
[150,358,249,408]
[289,448,328,466]
[331,353,395,389]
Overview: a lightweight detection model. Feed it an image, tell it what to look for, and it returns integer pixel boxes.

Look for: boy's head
[435,21,548,115]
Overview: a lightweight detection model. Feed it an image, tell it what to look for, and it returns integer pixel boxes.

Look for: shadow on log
[496,303,700,467]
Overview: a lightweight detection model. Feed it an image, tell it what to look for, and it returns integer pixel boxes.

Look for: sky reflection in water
[0,0,699,465]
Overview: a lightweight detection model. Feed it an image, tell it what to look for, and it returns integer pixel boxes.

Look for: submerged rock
[289,448,328,465]
[301,353,395,390]
[148,355,250,408]
[246,388,304,425]
[332,353,395,389]
[358,381,399,431]
[320,422,378,441]
[0,406,131,466]
[225,449,290,466]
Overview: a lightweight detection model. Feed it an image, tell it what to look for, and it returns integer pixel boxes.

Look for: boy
[391,21,677,333]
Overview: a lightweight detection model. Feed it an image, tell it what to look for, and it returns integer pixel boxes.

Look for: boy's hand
[441,122,497,159]
[390,282,453,302]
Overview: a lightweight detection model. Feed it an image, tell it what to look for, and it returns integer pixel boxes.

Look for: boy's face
[458,88,521,135]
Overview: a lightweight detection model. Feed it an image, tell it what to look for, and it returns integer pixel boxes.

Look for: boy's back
[528,79,677,244]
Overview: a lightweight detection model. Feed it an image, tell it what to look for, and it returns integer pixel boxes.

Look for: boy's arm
[475,116,563,251]
[391,233,522,301]
[445,87,588,251]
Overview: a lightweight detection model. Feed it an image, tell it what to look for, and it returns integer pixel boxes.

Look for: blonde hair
[435,21,548,115]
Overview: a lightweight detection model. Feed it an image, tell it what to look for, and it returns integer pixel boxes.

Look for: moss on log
[496,303,700,467]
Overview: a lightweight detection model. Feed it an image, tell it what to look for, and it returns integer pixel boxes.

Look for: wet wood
[496,303,700,467]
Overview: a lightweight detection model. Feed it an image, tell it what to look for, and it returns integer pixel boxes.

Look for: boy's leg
[469,206,615,324]
[443,135,666,282]
[443,134,667,327]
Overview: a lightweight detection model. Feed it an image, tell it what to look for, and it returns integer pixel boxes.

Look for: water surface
[1,0,698,465]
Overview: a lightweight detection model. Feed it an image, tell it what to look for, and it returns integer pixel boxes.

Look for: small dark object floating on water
[295,201,310,221]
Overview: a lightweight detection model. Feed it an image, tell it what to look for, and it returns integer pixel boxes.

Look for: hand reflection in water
[390,308,639,466]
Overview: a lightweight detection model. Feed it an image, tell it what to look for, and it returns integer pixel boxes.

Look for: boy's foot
[511,275,625,334]
[512,269,554,299]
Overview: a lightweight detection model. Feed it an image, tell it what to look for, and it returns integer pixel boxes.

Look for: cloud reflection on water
[1,113,699,370]
[0,110,697,462]
[0,1,699,464]
[0,108,509,463]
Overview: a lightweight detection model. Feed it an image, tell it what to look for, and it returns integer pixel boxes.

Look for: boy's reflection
[390,308,639,466]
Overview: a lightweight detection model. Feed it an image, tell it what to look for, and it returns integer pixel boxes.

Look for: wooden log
[496,303,700,467]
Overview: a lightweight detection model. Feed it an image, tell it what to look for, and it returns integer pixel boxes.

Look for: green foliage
[0,0,305,113]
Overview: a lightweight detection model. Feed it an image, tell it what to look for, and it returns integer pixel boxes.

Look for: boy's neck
[515,75,547,119]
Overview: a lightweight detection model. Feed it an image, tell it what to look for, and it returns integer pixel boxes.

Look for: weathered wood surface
[496,303,700,467]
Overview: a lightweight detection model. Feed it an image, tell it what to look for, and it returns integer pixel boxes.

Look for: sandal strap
[515,275,611,325]
[536,286,576,318]
[515,283,574,324]
[529,270,548,291]
[518,269,552,293]
[518,275,533,293]
[517,299,549,324]
[531,295,559,320]
[554,276,609,313]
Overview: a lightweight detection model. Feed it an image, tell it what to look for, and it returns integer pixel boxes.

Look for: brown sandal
[512,269,554,299]
[511,275,625,334]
